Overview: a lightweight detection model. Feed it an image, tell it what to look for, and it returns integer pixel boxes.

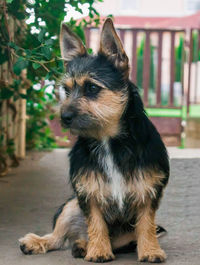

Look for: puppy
[19,18,169,263]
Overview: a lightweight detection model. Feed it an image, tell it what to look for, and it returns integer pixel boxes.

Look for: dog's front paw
[19,233,49,255]
[85,249,115,263]
[139,248,166,263]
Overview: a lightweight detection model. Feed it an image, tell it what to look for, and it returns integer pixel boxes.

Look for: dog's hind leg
[19,195,167,257]
[19,197,87,255]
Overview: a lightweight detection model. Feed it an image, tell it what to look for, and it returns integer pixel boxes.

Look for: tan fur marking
[136,206,166,262]
[75,170,164,209]
[74,75,86,87]
[19,233,52,254]
[73,239,87,257]
[65,78,73,89]
[75,238,87,249]
[75,172,110,205]
[79,89,127,138]
[85,199,115,262]
[76,75,107,89]
[112,232,136,249]
[76,75,89,87]
[63,74,107,90]
[127,171,165,207]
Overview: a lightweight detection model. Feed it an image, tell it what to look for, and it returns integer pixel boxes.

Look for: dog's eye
[84,82,100,98]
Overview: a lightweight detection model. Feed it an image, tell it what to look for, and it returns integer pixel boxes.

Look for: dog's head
[59,18,130,139]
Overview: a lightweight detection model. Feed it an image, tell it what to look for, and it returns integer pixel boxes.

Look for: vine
[0,0,102,175]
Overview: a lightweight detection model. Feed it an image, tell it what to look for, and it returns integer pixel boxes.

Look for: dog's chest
[98,141,126,209]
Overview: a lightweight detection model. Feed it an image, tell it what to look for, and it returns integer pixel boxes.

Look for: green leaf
[87,48,93,54]
[6,0,13,3]
[0,48,9,65]
[13,58,28,75]
[38,28,45,43]
[32,62,41,70]
[15,12,25,20]
[25,49,32,57]
[45,72,51,80]
[74,25,85,43]
[46,92,53,99]
[49,114,55,120]
[19,93,28,99]
[8,42,19,50]
[0,88,14,99]
[41,47,51,60]
[45,39,53,46]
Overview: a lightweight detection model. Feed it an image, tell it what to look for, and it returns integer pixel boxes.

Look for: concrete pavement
[0,148,200,265]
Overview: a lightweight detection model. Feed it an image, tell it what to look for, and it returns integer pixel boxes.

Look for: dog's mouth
[60,121,81,136]
[61,114,100,135]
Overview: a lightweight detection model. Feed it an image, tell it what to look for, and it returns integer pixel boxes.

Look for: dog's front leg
[84,199,115,263]
[136,206,166,263]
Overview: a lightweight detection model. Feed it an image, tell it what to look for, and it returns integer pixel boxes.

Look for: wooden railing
[85,27,200,112]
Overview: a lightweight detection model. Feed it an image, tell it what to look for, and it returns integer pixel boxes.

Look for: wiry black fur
[67,53,169,182]
[52,195,76,229]
[52,203,66,230]
[67,54,126,92]
[67,55,169,236]
[60,19,169,259]
[69,83,169,178]
[19,20,169,262]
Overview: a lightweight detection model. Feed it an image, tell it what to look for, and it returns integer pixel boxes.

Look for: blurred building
[95,0,200,17]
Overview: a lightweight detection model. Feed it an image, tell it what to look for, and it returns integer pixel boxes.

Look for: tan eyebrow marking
[75,75,107,89]
[64,78,73,89]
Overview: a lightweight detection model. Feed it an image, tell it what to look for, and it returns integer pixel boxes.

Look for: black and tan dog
[19,19,169,263]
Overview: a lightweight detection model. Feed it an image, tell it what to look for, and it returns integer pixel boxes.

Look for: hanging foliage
[0,0,102,175]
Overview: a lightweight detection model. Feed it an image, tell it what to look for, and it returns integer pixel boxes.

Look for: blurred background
[0,0,200,174]
[1,2,200,265]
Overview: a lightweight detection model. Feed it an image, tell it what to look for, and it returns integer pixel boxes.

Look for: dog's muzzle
[61,111,75,127]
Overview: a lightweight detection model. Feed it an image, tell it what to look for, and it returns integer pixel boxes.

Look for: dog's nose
[61,112,74,126]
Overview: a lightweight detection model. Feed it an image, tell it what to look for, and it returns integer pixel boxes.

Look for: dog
[19,18,169,263]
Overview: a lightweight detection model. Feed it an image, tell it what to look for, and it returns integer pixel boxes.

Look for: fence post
[119,29,125,44]
[169,31,175,107]
[85,27,91,48]
[131,30,138,84]
[187,29,193,114]
[143,30,151,106]
[156,31,163,106]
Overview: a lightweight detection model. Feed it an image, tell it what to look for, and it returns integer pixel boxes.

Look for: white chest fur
[100,140,126,209]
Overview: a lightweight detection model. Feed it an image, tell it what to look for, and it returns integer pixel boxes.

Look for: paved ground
[0,148,200,265]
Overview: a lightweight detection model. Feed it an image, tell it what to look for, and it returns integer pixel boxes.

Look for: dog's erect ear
[99,18,129,74]
[60,23,87,63]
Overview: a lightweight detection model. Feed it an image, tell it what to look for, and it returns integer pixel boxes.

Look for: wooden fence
[1,24,199,171]
[85,26,200,145]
